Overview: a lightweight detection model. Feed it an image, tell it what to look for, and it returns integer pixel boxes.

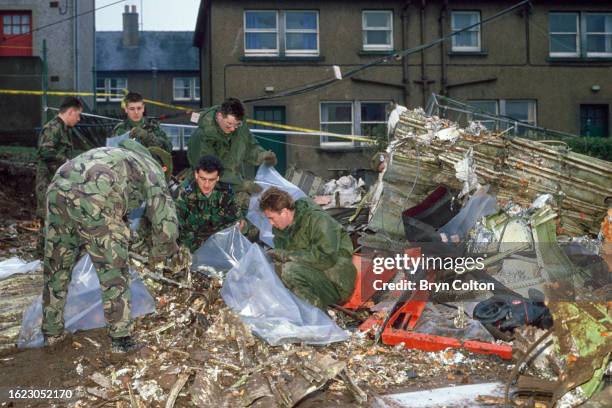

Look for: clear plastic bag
[220,244,349,346]
[192,224,252,273]
[439,187,497,239]
[246,166,306,247]
[0,258,41,281]
[105,131,129,147]
[17,254,155,348]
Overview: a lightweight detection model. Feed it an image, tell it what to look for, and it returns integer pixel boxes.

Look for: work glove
[267,248,288,263]
[130,127,149,140]
[259,151,278,167]
[240,180,263,195]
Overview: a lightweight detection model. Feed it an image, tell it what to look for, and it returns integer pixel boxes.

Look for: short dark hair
[259,187,295,212]
[219,97,245,120]
[195,155,224,176]
[124,92,144,104]
[59,96,83,113]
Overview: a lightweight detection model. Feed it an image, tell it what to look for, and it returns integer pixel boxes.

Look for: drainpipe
[400,1,411,106]
[73,0,78,94]
[419,0,427,107]
[439,0,448,96]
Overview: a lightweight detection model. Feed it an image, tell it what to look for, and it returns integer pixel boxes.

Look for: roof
[96,31,199,72]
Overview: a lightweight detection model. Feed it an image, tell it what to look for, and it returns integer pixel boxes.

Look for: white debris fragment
[0,257,41,280]
[75,362,84,376]
[133,379,165,402]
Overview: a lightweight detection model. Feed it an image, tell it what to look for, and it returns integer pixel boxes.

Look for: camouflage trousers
[35,166,53,257]
[42,186,133,339]
[278,258,356,309]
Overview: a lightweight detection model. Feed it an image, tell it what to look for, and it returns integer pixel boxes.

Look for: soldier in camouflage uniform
[176,155,244,252]
[186,98,277,208]
[112,92,173,152]
[259,187,356,309]
[35,97,82,219]
[42,139,179,353]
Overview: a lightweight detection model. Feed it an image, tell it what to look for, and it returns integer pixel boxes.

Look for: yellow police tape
[0,88,374,143]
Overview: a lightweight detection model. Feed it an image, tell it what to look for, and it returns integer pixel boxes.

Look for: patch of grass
[566,137,612,162]
[0,145,37,163]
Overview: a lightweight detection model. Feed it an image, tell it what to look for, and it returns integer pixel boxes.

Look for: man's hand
[130,127,149,140]
[259,151,277,167]
[267,248,288,263]
[240,180,263,194]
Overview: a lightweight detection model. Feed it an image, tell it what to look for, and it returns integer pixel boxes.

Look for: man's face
[64,107,82,127]
[215,112,242,134]
[194,169,219,195]
[125,101,145,122]
[263,208,294,230]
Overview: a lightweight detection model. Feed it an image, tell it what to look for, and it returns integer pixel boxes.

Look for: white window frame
[320,101,391,148]
[173,77,200,101]
[96,78,128,102]
[244,10,279,57]
[320,102,354,148]
[585,12,612,58]
[451,11,481,52]
[284,10,319,56]
[549,12,580,58]
[362,10,394,51]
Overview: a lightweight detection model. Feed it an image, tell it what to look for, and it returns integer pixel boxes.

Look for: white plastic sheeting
[18,255,155,348]
[0,258,41,281]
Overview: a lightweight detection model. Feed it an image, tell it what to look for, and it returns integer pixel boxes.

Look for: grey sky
[96,0,200,31]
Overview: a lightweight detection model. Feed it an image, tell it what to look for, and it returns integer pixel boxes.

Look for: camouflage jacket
[186,106,266,187]
[36,116,73,176]
[51,139,179,260]
[112,118,173,152]
[175,182,242,251]
[272,198,354,270]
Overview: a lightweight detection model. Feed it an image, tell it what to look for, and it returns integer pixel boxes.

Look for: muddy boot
[43,332,67,347]
[111,336,143,353]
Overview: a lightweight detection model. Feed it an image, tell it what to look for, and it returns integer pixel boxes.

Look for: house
[193,0,611,178]
[0,0,94,144]
[95,5,200,132]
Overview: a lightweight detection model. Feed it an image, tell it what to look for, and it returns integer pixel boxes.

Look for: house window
[362,11,393,51]
[580,104,609,137]
[549,12,612,58]
[173,77,200,101]
[96,78,128,102]
[469,99,536,135]
[244,10,278,56]
[585,13,612,57]
[320,101,390,148]
[451,11,481,52]
[0,11,32,56]
[549,13,579,57]
[285,11,319,55]
[244,10,319,57]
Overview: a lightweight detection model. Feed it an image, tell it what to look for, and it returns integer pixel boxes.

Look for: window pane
[549,13,577,32]
[322,103,352,122]
[361,123,386,138]
[454,31,478,47]
[245,11,276,29]
[469,101,497,114]
[365,12,390,28]
[361,103,387,121]
[21,24,29,33]
[12,15,20,25]
[586,14,608,32]
[550,34,577,53]
[323,123,352,134]
[453,12,478,30]
[194,78,200,99]
[286,33,317,50]
[21,15,29,24]
[245,32,277,49]
[3,16,10,25]
[366,31,390,45]
[586,34,611,53]
[286,12,317,30]
[505,101,531,123]
[3,26,9,35]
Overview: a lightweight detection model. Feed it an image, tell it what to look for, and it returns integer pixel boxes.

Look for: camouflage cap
[148,146,173,177]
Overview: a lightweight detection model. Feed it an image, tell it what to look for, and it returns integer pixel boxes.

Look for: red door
[0,11,32,56]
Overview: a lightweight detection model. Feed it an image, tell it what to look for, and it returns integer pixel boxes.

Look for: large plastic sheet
[0,257,41,281]
[246,166,306,247]
[221,244,349,346]
[17,254,155,348]
[439,187,497,239]
[192,225,252,272]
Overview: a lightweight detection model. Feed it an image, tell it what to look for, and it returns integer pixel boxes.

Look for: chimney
[122,4,139,47]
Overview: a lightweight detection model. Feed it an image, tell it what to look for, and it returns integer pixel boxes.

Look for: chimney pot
[124,5,129,12]
[131,5,136,13]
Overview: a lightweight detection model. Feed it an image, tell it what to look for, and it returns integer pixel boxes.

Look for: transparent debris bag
[18,254,155,348]
[0,257,41,281]
[192,224,252,273]
[105,131,130,147]
[440,187,497,239]
[221,244,348,346]
[247,166,306,247]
